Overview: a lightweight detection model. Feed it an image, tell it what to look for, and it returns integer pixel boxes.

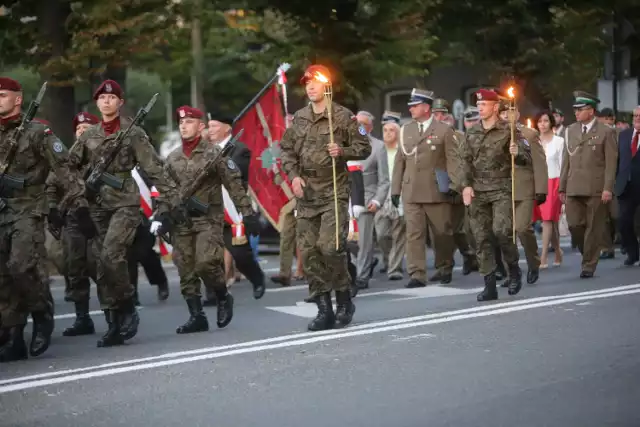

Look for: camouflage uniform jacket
[165,138,253,221]
[0,115,85,222]
[279,102,371,215]
[460,119,532,192]
[69,116,178,212]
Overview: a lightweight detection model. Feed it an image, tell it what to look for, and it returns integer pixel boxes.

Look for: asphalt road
[1,240,639,427]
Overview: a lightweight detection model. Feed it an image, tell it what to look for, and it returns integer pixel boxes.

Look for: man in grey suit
[354,111,390,289]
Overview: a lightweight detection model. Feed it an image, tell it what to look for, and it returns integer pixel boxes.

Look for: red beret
[0,77,22,92]
[176,105,204,121]
[300,64,332,85]
[475,89,499,102]
[93,80,123,100]
[73,112,100,130]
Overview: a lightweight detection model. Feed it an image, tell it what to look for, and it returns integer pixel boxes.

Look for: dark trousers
[223,226,265,290]
[128,223,168,288]
[618,185,640,260]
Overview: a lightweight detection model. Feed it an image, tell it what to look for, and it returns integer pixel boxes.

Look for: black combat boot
[253,279,266,300]
[308,293,335,331]
[216,292,234,328]
[0,325,28,363]
[462,256,478,276]
[63,300,95,336]
[118,299,140,341]
[29,310,54,357]
[157,281,169,301]
[97,310,124,348]
[507,263,523,296]
[334,290,355,329]
[477,273,498,302]
[176,297,209,334]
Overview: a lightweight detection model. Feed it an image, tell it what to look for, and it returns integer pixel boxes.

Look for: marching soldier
[499,100,548,285]
[460,88,531,301]
[391,89,458,287]
[68,79,179,347]
[280,64,371,331]
[559,91,618,278]
[0,77,91,362]
[160,105,259,334]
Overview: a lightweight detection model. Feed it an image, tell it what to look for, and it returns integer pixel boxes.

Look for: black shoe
[623,255,638,266]
[97,310,124,348]
[63,300,95,337]
[477,273,498,302]
[379,267,388,274]
[405,278,426,288]
[0,325,28,363]
[580,270,594,279]
[118,300,140,341]
[216,293,234,328]
[157,281,169,301]
[270,275,291,287]
[176,297,209,334]
[368,258,379,279]
[308,293,335,331]
[429,271,443,282]
[30,310,54,357]
[526,269,539,285]
[253,280,266,300]
[600,251,615,259]
[355,279,369,290]
[439,273,452,284]
[335,290,355,329]
[507,264,523,295]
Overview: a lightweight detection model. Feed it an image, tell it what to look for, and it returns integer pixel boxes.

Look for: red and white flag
[132,168,172,257]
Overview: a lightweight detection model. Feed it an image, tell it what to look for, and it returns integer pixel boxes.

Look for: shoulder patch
[52,141,64,153]
[44,127,53,135]
[358,125,367,136]
[227,159,237,170]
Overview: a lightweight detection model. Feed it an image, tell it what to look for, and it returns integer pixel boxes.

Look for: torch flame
[527,118,532,128]
[507,87,515,98]
[314,71,329,83]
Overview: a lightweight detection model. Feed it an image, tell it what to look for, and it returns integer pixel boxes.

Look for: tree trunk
[38,0,75,145]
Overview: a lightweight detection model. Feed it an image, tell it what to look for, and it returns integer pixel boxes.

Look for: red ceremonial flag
[232,83,294,231]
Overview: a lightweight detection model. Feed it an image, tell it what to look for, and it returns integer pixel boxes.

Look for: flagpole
[234,63,291,123]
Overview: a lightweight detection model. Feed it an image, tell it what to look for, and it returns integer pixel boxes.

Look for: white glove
[352,205,365,219]
[150,220,163,235]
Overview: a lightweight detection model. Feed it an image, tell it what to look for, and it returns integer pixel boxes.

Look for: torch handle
[510,103,516,244]
[326,98,340,251]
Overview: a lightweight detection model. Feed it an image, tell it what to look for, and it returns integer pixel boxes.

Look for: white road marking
[29,307,145,322]
[1,283,639,393]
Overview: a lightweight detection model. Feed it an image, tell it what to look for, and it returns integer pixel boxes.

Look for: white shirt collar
[416,115,434,131]
[582,118,597,133]
[217,134,232,148]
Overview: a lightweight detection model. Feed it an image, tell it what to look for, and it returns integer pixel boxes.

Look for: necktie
[419,123,424,134]
[582,125,587,135]
[632,132,638,157]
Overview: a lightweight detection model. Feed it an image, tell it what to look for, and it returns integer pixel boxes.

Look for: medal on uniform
[430,145,436,150]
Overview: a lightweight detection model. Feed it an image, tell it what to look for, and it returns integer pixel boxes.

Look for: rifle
[84,93,159,200]
[0,82,48,212]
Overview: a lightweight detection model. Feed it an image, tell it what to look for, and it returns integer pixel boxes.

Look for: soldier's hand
[559,192,566,204]
[509,142,518,156]
[292,177,306,198]
[367,201,379,213]
[47,208,65,229]
[391,195,400,208]
[462,187,475,206]
[74,207,97,239]
[601,190,613,203]
[327,143,342,158]
[535,193,546,205]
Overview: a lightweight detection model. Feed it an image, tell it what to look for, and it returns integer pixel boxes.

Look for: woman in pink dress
[533,110,564,267]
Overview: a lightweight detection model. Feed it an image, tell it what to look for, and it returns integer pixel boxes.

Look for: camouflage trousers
[296,201,350,297]
[172,217,226,299]
[278,208,297,276]
[65,212,98,304]
[0,216,51,327]
[90,206,140,310]
[468,190,520,276]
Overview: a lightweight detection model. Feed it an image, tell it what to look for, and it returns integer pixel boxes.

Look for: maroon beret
[176,105,204,121]
[93,80,123,100]
[300,64,332,85]
[0,77,22,92]
[475,89,500,102]
[73,112,100,130]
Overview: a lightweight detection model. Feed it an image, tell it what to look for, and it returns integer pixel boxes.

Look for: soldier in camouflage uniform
[161,105,259,334]
[280,64,371,331]
[460,89,531,302]
[69,80,179,348]
[0,77,91,362]
[46,112,101,337]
